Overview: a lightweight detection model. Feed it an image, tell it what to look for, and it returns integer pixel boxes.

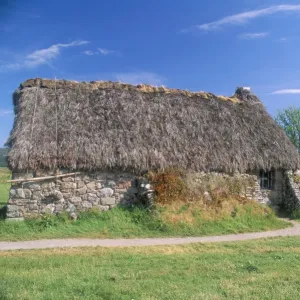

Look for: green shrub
[231,206,239,218]
[56,211,71,223]
[25,213,59,230]
[291,209,300,219]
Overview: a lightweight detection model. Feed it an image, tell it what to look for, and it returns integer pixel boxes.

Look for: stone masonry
[186,172,274,205]
[6,171,145,219]
[5,169,287,219]
[282,171,300,212]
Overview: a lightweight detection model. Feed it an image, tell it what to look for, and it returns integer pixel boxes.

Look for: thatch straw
[6,78,299,173]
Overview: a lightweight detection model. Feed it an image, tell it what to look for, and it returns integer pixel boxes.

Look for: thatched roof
[7,78,299,173]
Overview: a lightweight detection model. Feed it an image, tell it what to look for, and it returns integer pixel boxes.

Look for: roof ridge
[19,78,240,103]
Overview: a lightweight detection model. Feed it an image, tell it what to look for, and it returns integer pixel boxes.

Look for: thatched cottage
[5,78,300,219]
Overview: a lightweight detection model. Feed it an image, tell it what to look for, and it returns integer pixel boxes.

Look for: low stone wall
[7,171,143,219]
[246,178,267,204]
[6,170,283,219]
[185,172,267,203]
[282,171,300,212]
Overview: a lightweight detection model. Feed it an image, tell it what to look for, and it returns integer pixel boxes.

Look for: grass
[1,237,300,299]
[0,167,10,208]
[0,203,290,241]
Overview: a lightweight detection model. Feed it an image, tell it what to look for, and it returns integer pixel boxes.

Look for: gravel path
[0,220,299,251]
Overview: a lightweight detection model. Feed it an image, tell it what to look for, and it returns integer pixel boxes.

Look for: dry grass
[7,78,299,172]
[158,200,269,225]
[146,169,273,229]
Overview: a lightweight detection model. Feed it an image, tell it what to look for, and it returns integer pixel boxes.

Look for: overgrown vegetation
[1,237,300,299]
[146,168,188,204]
[147,168,254,206]
[276,106,300,153]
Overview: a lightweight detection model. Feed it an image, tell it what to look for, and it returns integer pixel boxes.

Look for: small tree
[276,107,300,153]
[0,148,8,168]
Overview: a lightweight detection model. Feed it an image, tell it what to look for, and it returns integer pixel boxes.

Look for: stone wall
[6,171,143,219]
[282,171,300,212]
[253,170,284,207]
[185,172,271,204]
[6,169,285,219]
[245,175,266,204]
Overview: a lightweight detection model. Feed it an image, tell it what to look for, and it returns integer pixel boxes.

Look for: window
[259,170,275,190]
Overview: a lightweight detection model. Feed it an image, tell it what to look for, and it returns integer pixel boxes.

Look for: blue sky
[1,0,300,146]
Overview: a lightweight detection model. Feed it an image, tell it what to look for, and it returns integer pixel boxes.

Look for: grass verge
[1,237,300,299]
[0,204,290,241]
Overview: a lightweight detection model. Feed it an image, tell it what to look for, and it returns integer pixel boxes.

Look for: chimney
[234,87,261,104]
[235,86,251,95]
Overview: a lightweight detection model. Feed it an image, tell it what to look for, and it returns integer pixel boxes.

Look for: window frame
[259,170,275,190]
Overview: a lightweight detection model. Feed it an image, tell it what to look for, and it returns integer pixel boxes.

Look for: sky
[1,0,300,146]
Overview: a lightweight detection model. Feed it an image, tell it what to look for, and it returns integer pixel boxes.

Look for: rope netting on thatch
[6,78,299,173]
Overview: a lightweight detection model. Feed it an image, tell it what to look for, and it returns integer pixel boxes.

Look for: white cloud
[98,48,114,55]
[183,4,300,32]
[99,48,122,56]
[271,89,300,95]
[115,72,165,86]
[0,40,89,71]
[239,32,269,39]
[25,41,89,67]
[83,50,97,56]
[82,48,122,56]
[0,109,13,116]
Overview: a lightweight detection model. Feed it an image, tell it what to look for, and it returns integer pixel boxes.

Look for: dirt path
[1,220,300,251]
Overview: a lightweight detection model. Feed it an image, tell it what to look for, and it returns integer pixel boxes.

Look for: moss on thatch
[20,79,240,103]
[6,78,299,173]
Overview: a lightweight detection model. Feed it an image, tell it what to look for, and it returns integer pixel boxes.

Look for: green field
[1,237,300,299]
[0,168,10,208]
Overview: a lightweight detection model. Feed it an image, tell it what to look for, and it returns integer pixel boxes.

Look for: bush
[291,209,300,219]
[147,168,187,204]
